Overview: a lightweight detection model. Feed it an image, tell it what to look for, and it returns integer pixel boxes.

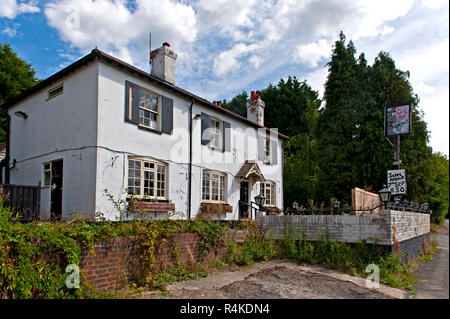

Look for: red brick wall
[79,230,247,292]
[79,237,141,292]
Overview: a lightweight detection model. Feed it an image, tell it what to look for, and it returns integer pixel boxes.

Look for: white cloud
[44,0,197,65]
[2,24,19,37]
[212,42,260,76]
[422,0,447,8]
[294,39,331,68]
[0,0,40,19]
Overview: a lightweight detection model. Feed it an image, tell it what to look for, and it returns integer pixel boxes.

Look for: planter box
[260,206,282,215]
[200,203,233,214]
[128,201,175,212]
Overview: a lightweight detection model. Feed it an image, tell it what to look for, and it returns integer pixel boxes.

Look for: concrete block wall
[263,214,391,245]
[390,210,431,242]
[261,210,431,262]
[262,210,430,246]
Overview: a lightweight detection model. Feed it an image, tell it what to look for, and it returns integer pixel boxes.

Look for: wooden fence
[0,183,41,222]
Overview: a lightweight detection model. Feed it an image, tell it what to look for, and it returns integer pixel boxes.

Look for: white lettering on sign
[387,169,407,195]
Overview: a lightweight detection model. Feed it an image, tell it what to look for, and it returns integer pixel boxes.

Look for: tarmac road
[413,219,449,299]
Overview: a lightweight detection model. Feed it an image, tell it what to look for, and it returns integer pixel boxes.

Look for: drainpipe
[187,98,194,220]
[5,114,10,184]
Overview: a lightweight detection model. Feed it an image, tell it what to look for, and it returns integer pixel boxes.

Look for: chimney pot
[150,42,177,84]
[246,89,265,126]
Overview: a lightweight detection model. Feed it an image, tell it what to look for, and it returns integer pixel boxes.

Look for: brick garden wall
[389,233,431,263]
[78,230,247,292]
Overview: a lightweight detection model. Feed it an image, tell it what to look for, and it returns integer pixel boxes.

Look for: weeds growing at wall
[0,196,434,298]
[0,199,228,299]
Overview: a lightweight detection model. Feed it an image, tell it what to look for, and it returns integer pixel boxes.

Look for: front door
[50,159,63,221]
[239,181,249,219]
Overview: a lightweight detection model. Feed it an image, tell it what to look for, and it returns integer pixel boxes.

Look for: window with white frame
[260,181,276,206]
[209,117,222,150]
[128,158,167,199]
[43,163,52,186]
[138,88,160,130]
[202,170,226,202]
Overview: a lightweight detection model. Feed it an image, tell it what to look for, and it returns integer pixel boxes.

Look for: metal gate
[0,182,41,222]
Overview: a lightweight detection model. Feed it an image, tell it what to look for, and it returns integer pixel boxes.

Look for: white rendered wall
[8,63,99,219]
[96,62,284,220]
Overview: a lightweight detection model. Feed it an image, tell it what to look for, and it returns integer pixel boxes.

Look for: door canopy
[235,160,265,182]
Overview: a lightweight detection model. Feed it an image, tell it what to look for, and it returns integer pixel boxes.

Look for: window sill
[200,202,233,213]
[138,125,162,135]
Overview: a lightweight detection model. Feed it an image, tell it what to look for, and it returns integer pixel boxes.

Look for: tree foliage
[0,43,39,141]
[222,32,448,223]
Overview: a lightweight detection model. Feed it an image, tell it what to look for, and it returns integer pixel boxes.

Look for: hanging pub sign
[385,104,412,136]
[387,169,407,195]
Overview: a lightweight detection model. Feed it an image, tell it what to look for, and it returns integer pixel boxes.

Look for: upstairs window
[258,130,278,165]
[202,170,226,203]
[138,88,160,130]
[264,135,271,163]
[125,81,173,134]
[128,157,167,199]
[200,112,231,152]
[47,84,63,100]
[209,117,222,150]
[260,181,276,206]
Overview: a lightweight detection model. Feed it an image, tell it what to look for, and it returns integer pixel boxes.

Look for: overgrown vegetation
[0,199,228,298]
[0,194,437,298]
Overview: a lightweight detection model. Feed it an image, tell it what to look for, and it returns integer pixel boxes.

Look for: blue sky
[1,0,448,155]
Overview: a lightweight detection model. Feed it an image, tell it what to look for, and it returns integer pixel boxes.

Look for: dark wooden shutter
[257,131,265,161]
[125,81,139,125]
[271,138,278,165]
[201,112,211,145]
[125,81,140,125]
[222,121,231,152]
[161,96,173,134]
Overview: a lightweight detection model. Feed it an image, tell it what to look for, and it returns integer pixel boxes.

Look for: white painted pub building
[3,43,288,221]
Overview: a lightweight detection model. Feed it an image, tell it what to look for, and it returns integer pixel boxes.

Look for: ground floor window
[128,157,167,199]
[260,181,276,206]
[202,170,226,203]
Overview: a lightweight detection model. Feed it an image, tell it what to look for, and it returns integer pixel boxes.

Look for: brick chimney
[150,42,177,85]
[246,90,265,126]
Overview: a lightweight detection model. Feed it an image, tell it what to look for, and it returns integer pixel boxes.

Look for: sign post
[384,104,412,202]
